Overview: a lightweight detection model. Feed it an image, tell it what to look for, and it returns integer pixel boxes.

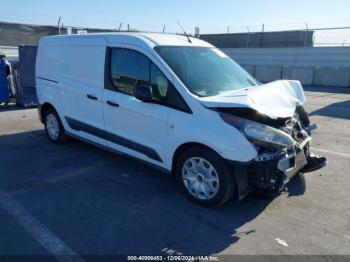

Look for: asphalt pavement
[0,86,349,261]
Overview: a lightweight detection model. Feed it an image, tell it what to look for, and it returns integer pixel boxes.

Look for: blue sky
[1,0,350,33]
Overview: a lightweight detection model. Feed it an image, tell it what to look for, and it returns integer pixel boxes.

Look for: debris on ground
[275,238,289,247]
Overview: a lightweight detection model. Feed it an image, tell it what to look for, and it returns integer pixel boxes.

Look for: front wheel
[44,108,68,144]
[175,146,236,207]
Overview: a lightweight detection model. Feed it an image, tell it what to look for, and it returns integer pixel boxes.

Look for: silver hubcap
[46,113,59,140]
[182,157,220,200]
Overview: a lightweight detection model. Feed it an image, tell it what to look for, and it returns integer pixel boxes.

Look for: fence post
[57,16,61,35]
[118,22,123,31]
[260,24,265,47]
[304,22,309,47]
[246,26,250,48]
[194,27,200,37]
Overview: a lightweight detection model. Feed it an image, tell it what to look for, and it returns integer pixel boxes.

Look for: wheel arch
[171,142,222,175]
[39,102,55,123]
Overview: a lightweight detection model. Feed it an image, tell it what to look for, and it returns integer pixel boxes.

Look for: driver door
[102,48,171,167]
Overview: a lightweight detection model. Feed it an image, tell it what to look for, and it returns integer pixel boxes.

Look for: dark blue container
[0,55,10,103]
[16,45,38,107]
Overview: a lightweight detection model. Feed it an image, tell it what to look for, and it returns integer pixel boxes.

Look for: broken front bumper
[277,137,310,181]
[233,137,311,199]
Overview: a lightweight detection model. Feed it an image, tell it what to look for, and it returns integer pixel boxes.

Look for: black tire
[175,146,236,207]
[44,108,68,144]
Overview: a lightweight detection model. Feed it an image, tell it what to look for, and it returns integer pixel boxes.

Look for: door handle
[107,100,119,107]
[87,94,98,100]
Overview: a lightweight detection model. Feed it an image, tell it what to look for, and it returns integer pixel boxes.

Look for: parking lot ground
[0,86,350,259]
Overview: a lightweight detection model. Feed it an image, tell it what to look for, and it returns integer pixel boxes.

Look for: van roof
[39,32,213,48]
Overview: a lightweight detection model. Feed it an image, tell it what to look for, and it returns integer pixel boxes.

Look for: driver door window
[110,49,150,95]
[110,48,169,103]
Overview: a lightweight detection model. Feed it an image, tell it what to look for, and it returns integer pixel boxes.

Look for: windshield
[155,46,259,97]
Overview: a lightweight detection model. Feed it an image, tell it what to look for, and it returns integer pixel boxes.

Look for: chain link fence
[1,18,350,48]
[196,20,350,47]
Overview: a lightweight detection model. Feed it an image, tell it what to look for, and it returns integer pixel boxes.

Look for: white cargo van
[36,33,326,206]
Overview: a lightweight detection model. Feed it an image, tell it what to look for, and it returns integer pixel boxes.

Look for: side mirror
[133,85,152,102]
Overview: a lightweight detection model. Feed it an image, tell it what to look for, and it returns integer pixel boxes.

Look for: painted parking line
[313,148,350,158]
[0,190,85,262]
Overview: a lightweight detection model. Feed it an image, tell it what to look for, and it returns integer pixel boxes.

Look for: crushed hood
[198,80,305,119]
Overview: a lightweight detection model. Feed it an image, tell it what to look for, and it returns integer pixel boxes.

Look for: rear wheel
[175,146,236,207]
[44,108,68,144]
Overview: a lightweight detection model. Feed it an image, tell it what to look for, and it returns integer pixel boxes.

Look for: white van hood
[198,80,305,119]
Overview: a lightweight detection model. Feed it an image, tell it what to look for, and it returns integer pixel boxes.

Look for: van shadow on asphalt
[0,130,306,255]
[309,100,350,120]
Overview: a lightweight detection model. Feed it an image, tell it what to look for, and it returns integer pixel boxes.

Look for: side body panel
[36,36,108,146]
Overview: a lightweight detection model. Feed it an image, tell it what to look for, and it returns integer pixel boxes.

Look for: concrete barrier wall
[255,66,282,83]
[282,67,314,86]
[313,68,350,87]
[223,47,350,87]
[2,45,350,87]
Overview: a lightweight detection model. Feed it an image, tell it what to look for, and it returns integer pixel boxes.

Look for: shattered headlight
[220,113,295,150]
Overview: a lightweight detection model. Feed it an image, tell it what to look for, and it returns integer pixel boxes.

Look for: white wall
[222,47,350,68]
[3,45,350,87]
[222,47,350,87]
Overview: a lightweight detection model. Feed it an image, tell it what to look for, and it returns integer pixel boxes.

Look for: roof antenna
[177,21,192,43]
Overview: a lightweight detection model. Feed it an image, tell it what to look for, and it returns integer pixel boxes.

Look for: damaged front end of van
[200,80,327,199]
